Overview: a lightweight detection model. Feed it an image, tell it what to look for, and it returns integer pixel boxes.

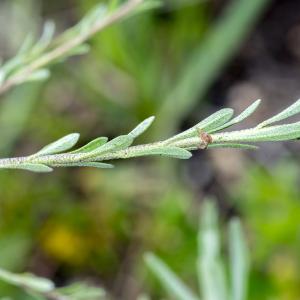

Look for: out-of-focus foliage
[233,160,300,300]
[145,200,249,300]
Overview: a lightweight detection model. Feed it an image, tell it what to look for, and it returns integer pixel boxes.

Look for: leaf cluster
[145,200,249,300]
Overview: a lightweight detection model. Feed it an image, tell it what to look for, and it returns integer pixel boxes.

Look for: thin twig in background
[0,0,146,95]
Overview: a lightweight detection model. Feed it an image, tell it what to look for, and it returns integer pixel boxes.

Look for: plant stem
[0,0,143,95]
[0,137,200,169]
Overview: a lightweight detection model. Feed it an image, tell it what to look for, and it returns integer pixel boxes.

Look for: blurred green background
[1,0,300,299]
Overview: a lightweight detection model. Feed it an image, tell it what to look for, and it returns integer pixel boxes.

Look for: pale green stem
[0,0,143,95]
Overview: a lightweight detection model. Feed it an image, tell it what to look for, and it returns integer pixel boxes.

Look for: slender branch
[1,99,300,173]
[0,0,143,95]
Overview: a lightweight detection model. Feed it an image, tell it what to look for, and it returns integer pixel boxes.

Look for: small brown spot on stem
[197,129,213,149]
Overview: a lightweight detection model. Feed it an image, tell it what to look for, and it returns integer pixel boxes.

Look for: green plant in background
[0,267,105,299]
[0,0,159,95]
[145,200,249,300]
[1,99,300,172]
[231,160,300,300]
[0,200,248,300]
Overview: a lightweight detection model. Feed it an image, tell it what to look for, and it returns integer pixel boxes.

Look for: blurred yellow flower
[40,223,89,265]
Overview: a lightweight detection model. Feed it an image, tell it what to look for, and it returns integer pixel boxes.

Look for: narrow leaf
[168,109,233,143]
[134,147,192,159]
[56,282,106,299]
[71,137,108,153]
[56,162,114,169]
[35,20,56,50]
[0,268,55,293]
[35,133,80,156]
[198,201,228,300]
[257,99,300,128]
[196,108,234,133]
[145,253,199,300]
[16,163,53,173]
[229,219,249,300]
[78,4,107,34]
[128,116,155,139]
[25,69,50,82]
[213,99,261,132]
[65,44,91,58]
[214,122,300,143]
[207,143,258,150]
[17,34,35,55]
[92,135,134,154]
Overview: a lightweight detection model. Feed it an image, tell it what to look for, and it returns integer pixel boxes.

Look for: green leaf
[258,99,300,128]
[65,44,91,57]
[0,268,55,293]
[213,99,261,132]
[257,99,300,128]
[215,122,300,142]
[229,219,249,300]
[55,282,106,299]
[71,137,108,153]
[145,253,199,300]
[16,163,53,173]
[207,143,258,150]
[134,147,192,159]
[35,133,80,156]
[25,69,50,82]
[92,135,134,154]
[78,4,107,35]
[128,116,155,139]
[168,109,233,142]
[56,162,114,169]
[200,108,234,133]
[35,20,56,51]
[198,201,228,300]
[17,34,35,55]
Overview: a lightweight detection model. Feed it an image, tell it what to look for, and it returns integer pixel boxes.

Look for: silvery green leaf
[207,143,258,150]
[56,162,114,169]
[168,108,233,142]
[78,4,107,34]
[0,56,23,76]
[65,44,91,57]
[215,122,300,142]
[32,21,56,54]
[200,108,234,133]
[213,99,261,132]
[128,116,155,139]
[25,69,50,82]
[93,135,134,154]
[229,219,249,300]
[134,147,192,159]
[16,163,53,173]
[17,34,35,55]
[257,99,300,128]
[56,282,106,299]
[35,133,80,156]
[0,268,55,293]
[198,201,228,300]
[71,137,108,153]
[145,253,199,300]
